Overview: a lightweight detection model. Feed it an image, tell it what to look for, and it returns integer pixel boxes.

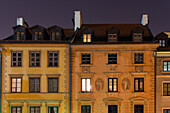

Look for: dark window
[52,32,60,40]
[134,105,143,113]
[12,51,22,67]
[48,106,58,113]
[159,40,165,47]
[82,78,91,92]
[29,78,40,93]
[163,109,170,113]
[81,105,91,113]
[134,53,144,64]
[35,32,42,40]
[30,51,40,67]
[108,78,118,92]
[11,106,22,113]
[48,78,58,93]
[81,53,91,64]
[108,105,118,113]
[133,33,142,41]
[163,83,170,96]
[163,61,170,71]
[108,53,117,64]
[30,106,40,113]
[83,34,91,42]
[11,77,22,93]
[108,34,117,42]
[16,32,24,40]
[48,52,58,67]
[134,78,144,92]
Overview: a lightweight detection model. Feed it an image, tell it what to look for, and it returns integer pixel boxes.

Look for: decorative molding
[135,66,143,72]
[45,74,61,78]
[27,74,43,77]
[103,97,122,106]
[82,66,90,73]
[77,72,95,78]
[130,72,148,77]
[8,74,24,77]
[104,72,122,78]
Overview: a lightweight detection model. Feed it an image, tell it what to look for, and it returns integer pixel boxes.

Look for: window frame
[108,33,117,42]
[133,33,142,41]
[16,31,24,40]
[29,51,41,67]
[134,78,144,92]
[108,53,117,64]
[163,61,170,71]
[108,105,118,113]
[48,78,59,93]
[48,106,58,113]
[81,78,91,93]
[11,77,22,93]
[134,53,144,64]
[163,83,170,96]
[51,32,60,40]
[159,39,166,47]
[11,51,22,67]
[108,78,118,92]
[30,106,40,113]
[83,34,91,42]
[34,32,42,40]
[81,53,91,64]
[134,105,144,113]
[81,105,91,113]
[11,106,22,113]
[47,51,59,67]
[29,78,40,93]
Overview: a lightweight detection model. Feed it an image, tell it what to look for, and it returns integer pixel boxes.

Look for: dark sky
[0,0,170,39]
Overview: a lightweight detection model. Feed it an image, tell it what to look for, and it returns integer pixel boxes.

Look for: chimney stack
[141,14,149,26]
[74,11,82,31]
[17,17,24,26]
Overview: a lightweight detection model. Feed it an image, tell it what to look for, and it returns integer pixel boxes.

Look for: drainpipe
[154,51,157,113]
[69,44,72,113]
[0,50,2,113]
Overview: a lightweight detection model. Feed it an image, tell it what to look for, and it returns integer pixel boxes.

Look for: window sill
[106,92,120,94]
[79,92,93,94]
[132,91,146,93]
[80,64,93,67]
[106,63,118,66]
[132,63,145,66]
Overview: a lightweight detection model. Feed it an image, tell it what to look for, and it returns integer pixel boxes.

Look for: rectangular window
[134,105,144,113]
[163,83,170,96]
[29,78,40,93]
[108,34,117,41]
[81,53,91,64]
[133,33,142,41]
[11,78,22,93]
[48,78,58,93]
[11,106,22,113]
[163,109,170,113]
[159,40,165,47]
[108,78,118,92]
[82,78,91,92]
[163,61,170,71]
[134,78,144,92]
[108,105,118,113]
[108,53,117,64]
[81,105,91,113]
[12,51,22,67]
[52,32,60,40]
[30,51,40,67]
[16,32,24,40]
[30,106,40,113]
[48,106,58,113]
[83,34,91,42]
[134,53,144,64]
[48,52,58,67]
[35,32,42,40]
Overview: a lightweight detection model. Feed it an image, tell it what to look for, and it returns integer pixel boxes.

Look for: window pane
[87,79,91,92]
[82,79,85,92]
[109,79,112,91]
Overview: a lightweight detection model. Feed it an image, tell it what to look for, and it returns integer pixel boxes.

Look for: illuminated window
[30,51,40,67]
[133,33,142,41]
[81,105,91,113]
[108,78,118,92]
[35,32,42,40]
[83,34,91,42]
[134,78,144,92]
[134,53,144,64]
[11,51,22,67]
[11,77,22,93]
[82,78,91,92]
[30,106,40,113]
[16,32,24,40]
[163,83,170,96]
[163,61,170,71]
[52,32,60,40]
[108,34,117,41]
[159,40,165,47]
[11,106,22,113]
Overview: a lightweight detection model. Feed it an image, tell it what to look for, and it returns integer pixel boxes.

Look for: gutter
[154,51,157,113]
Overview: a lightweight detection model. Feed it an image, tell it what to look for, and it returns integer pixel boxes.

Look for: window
[11,78,22,93]
[83,34,91,42]
[48,52,58,67]
[81,53,91,64]
[108,34,117,41]
[108,78,118,92]
[29,78,40,93]
[81,105,91,113]
[12,51,22,67]
[163,109,170,113]
[48,106,58,113]
[134,53,144,64]
[133,33,142,41]
[16,32,24,40]
[108,105,118,113]
[134,105,144,113]
[134,78,144,92]
[30,107,40,113]
[48,78,58,93]
[163,61,170,71]
[35,32,42,40]
[52,32,60,40]
[11,106,22,113]
[159,40,165,47]
[30,51,40,67]
[108,53,117,64]
[163,83,170,96]
[82,78,91,92]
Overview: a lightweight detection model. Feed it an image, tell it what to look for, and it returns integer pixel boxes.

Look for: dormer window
[159,40,165,47]
[16,32,24,40]
[133,33,142,41]
[52,32,60,40]
[83,34,91,42]
[108,34,117,42]
[35,32,42,40]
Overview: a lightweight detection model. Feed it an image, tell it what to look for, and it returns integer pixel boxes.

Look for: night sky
[0,0,169,39]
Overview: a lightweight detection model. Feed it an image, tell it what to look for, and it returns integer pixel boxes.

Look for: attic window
[52,32,60,40]
[35,32,42,40]
[133,33,142,41]
[108,34,117,41]
[83,34,91,42]
[16,32,24,40]
[159,40,165,47]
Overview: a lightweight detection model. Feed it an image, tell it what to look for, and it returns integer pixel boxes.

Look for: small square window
[163,61,170,71]
[30,106,40,113]
[52,32,60,40]
[11,106,22,113]
[159,40,165,47]
[82,78,91,92]
[29,51,40,67]
[81,53,91,64]
[48,106,58,113]
[108,53,117,64]
[134,78,144,92]
[81,105,91,113]
[134,53,144,64]
[134,105,144,113]
[48,52,58,67]
[83,34,91,42]
[133,33,142,41]
[16,32,24,40]
[108,34,117,42]
[12,51,22,67]
[35,32,42,40]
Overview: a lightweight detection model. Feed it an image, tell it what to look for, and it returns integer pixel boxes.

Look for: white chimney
[141,14,149,26]
[74,11,82,31]
[17,17,24,26]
